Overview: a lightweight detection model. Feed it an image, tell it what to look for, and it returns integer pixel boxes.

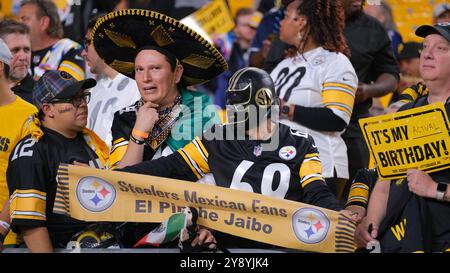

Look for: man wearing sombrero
[91,9,227,170]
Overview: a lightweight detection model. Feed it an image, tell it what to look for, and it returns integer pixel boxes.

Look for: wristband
[130,134,145,145]
[132,129,149,139]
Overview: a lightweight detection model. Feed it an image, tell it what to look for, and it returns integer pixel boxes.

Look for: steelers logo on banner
[76,176,116,212]
[279,146,296,160]
[292,208,330,244]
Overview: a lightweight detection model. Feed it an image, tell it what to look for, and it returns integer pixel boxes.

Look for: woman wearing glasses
[6,70,109,252]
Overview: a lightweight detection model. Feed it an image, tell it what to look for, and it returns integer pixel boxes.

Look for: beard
[9,65,28,82]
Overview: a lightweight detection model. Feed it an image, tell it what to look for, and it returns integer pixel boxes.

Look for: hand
[340,209,362,223]
[355,83,371,104]
[343,206,366,223]
[354,217,378,248]
[407,169,436,198]
[280,99,294,121]
[190,228,217,250]
[133,101,159,134]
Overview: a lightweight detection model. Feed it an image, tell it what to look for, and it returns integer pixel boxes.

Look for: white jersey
[270,47,358,179]
[87,73,141,147]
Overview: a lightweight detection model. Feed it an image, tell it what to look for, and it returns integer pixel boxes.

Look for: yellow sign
[186,0,235,36]
[228,0,254,18]
[359,103,450,180]
[54,164,356,253]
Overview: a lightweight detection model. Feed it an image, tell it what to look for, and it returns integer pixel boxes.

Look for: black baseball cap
[397,42,422,60]
[415,22,450,42]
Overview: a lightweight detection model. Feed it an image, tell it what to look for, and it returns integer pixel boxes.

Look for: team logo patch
[76,176,116,212]
[312,55,325,66]
[279,146,296,160]
[292,208,330,244]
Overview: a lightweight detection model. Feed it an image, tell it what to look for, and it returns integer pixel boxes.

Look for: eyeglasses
[83,37,92,50]
[50,92,91,108]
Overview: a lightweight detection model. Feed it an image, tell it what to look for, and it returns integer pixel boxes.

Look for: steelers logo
[279,146,297,160]
[292,208,330,244]
[255,88,272,107]
[76,176,116,212]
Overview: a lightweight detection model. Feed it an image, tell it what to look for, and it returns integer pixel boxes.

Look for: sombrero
[92,9,228,86]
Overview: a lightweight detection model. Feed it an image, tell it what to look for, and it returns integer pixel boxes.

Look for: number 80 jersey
[178,123,340,210]
[270,47,358,179]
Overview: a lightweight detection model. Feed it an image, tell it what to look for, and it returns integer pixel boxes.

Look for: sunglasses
[50,92,91,108]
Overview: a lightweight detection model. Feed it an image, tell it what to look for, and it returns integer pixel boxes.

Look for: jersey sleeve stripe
[110,140,129,154]
[10,190,46,220]
[324,103,352,117]
[323,86,355,97]
[300,159,323,174]
[109,144,128,170]
[323,82,355,92]
[322,90,355,110]
[178,149,203,179]
[194,137,209,158]
[181,141,210,174]
[304,153,320,159]
[10,189,46,199]
[112,137,126,146]
[59,61,85,81]
[299,158,324,188]
[303,157,320,163]
[301,176,325,188]
[11,211,46,221]
[192,138,209,162]
[350,182,369,191]
[346,196,368,204]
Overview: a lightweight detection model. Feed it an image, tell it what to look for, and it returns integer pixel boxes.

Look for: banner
[359,102,450,180]
[181,0,235,38]
[54,164,356,253]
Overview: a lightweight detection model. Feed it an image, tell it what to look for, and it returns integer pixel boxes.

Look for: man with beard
[18,0,85,81]
[0,20,35,104]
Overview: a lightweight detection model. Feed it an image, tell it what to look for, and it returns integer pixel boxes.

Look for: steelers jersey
[122,123,340,210]
[270,47,358,179]
[0,96,37,244]
[109,101,173,169]
[6,127,104,248]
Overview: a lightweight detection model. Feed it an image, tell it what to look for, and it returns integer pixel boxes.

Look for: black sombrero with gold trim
[92,9,228,86]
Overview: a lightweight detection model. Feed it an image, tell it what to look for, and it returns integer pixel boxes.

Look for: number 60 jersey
[121,123,341,210]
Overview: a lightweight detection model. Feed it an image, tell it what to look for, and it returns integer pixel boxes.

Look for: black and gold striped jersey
[121,123,341,210]
[6,127,105,248]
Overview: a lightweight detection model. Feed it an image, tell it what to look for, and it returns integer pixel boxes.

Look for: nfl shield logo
[253,145,262,157]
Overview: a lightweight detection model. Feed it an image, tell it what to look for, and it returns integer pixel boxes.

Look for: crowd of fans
[0,0,449,253]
